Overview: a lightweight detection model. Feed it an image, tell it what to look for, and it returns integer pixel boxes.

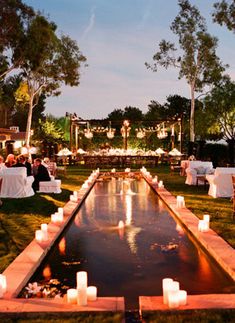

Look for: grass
[0,164,234,322]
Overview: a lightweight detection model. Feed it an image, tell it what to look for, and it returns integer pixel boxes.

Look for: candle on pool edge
[58,207,64,215]
[35,229,43,242]
[179,290,187,305]
[158,180,164,188]
[67,288,78,304]
[0,274,7,298]
[76,271,88,306]
[73,191,78,198]
[203,214,210,223]
[162,278,173,305]
[41,223,48,240]
[87,286,97,301]
[167,281,180,309]
[198,219,209,232]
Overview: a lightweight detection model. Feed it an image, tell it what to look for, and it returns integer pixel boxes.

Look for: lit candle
[0,274,7,298]
[41,223,48,241]
[198,219,209,232]
[35,230,43,242]
[67,288,78,304]
[168,281,180,309]
[51,213,58,223]
[70,195,77,202]
[176,196,185,208]
[76,271,87,306]
[179,290,187,305]
[158,180,164,188]
[118,220,125,229]
[73,191,78,198]
[203,214,210,223]
[41,223,47,232]
[162,278,173,305]
[58,207,64,215]
[87,286,97,301]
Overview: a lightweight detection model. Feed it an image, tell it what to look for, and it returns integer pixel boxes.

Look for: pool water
[28,177,235,309]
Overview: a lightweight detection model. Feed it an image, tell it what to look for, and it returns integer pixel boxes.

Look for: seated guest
[13,154,32,176]
[0,155,6,170]
[5,154,16,167]
[32,158,51,192]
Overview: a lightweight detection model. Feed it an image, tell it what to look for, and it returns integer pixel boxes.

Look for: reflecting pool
[27,176,235,309]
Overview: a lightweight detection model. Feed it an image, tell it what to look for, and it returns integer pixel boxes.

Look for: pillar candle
[41,223,48,240]
[167,281,180,309]
[0,274,7,297]
[35,230,43,242]
[77,271,87,306]
[179,290,187,305]
[67,288,78,304]
[87,286,97,301]
[162,278,173,305]
[203,214,210,223]
[58,207,64,215]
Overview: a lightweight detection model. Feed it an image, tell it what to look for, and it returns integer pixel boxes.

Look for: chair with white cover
[185,161,214,185]
[206,167,235,198]
[38,178,62,194]
[0,167,34,198]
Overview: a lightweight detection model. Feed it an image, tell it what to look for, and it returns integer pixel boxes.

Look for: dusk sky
[24,0,235,119]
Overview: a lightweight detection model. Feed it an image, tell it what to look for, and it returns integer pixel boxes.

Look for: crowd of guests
[0,153,52,192]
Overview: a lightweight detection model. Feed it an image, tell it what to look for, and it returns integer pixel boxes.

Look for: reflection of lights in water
[176,223,185,236]
[197,249,212,280]
[58,237,66,255]
[118,220,125,239]
[125,194,132,226]
[158,199,165,212]
[74,214,81,227]
[43,265,51,280]
[126,227,142,254]
[118,220,125,229]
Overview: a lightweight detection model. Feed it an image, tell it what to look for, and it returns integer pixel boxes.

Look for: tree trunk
[227,138,235,166]
[190,83,195,142]
[188,83,196,156]
[25,96,34,147]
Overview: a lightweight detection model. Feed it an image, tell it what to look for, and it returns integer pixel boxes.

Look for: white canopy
[57,148,73,156]
[168,148,182,156]
[155,148,166,154]
[77,148,86,154]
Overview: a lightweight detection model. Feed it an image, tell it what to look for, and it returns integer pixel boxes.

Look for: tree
[15,14,86,146]
[0,0,34,79]
[203,77,235,164]
[107,109,124,121]
[123,106,143,121]
[213,0,235,31]
[146,0,226,153]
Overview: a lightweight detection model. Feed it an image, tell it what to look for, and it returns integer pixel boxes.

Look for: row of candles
[36,169,100,242]
[67,271,97,305]
[70,169,99,202]
[140,167,211,233]
[162,278,187,308]
[140,167,164,188]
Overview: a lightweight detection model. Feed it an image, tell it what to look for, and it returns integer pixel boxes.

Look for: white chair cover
[0,167,34,198]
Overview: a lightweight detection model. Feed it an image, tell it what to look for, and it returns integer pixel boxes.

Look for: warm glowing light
[67,288,78,304]
[87,286,97,301]
[58,237,66,255]
[43,265,52,280]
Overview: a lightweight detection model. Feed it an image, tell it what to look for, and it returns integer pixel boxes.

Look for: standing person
[32,158,51,192]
